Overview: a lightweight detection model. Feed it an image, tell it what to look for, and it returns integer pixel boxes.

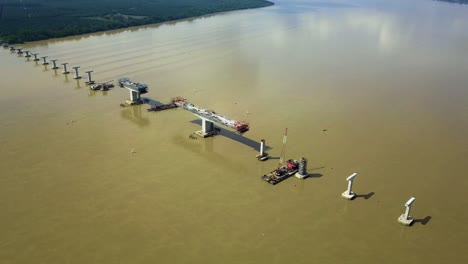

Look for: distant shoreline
[435,0,468,4]
[0,0,275,44]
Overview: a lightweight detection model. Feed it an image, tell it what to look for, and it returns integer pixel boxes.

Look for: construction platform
[147,103,178,112]
[261,160,299,185]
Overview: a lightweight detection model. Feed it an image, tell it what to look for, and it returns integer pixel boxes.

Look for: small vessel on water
[118,78,148,94]
[90,80,114,91]
[172,97,250,134]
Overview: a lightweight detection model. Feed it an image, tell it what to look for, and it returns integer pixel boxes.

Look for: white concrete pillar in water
[41,56,49,65]
[398,197,415,226]
[16,48,23,54]
[72,66,81,79]
[62,63,70,74]
[32,53,39,61]
[24,51,31,58]
[295,158,308,179]
[129,90,141,102]
[85,70,95,85]
[201,118,214,134]
[256,139,269,161]
[341,173,357,200]
[9,46,15,52]
[51,59,59,69]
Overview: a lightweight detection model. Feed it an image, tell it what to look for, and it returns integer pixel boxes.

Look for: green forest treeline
[0,0,273,43]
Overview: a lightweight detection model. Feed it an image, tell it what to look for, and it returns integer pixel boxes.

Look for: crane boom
[279,128,288,166]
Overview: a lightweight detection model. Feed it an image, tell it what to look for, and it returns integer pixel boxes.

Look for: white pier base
[195,130,217,138]
[295,172,308,179]
[125,99,144,106]
[341,191,356,200]
[398,214,414,226]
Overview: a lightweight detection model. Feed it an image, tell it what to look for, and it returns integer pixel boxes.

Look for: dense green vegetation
[0,0,273,43]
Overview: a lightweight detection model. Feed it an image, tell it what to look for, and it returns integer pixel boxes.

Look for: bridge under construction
[172,97,249,137]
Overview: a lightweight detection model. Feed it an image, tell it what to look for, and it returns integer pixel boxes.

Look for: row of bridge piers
[6,43,144,103]
[5,44,95,84]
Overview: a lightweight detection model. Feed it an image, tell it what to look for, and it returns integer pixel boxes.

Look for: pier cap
[405,197,416,207]
[346,173,358,181]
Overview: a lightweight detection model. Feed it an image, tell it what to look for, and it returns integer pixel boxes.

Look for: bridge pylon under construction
[172,97,249,138]
[119,78,149,105]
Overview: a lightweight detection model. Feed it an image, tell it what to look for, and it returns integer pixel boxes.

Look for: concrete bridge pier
[51,59,59,69]
[130,90,141,102]
[24,51,31,58]
[41,56,49,65]
[62,63,70,74]
[342,173,357,200]
[32,53,40,61]
[72,66,81,79]
[398,197,415,226]
[256,139,269,161]
[196,118,217,138]
[85,71,95,85]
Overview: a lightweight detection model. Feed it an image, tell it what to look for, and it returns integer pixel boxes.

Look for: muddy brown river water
[1,0,467,263]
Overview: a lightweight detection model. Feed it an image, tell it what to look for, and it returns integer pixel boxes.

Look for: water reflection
[171,134,249,172]
[75,79,82,89]
[120,105,150,127]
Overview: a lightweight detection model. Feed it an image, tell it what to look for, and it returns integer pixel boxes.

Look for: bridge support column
[342,173,357,200]
[85,71,95,85]
[196,118,216,138]
[51,59,59,69]
[24,51,31,58]
[398,197,415,226]
[130,90,141,102]
[32,53,40,61]
[295,158,308,179]
[256,139,269,161]
[62,63,70,74]
[16,48,23,55]
[41,56,49,65]
[72,66,81,79]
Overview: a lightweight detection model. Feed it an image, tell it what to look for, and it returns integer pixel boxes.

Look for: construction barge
[261,159,299,185]
[260,128,308,185]
[172,97,249,134]
[147,103,178,112]
[90,80,114,91]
